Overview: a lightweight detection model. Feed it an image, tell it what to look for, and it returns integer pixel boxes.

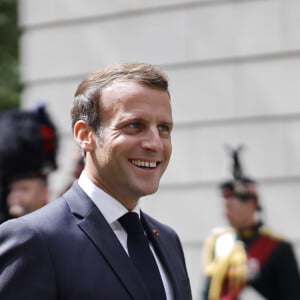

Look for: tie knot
[119,212,144,235]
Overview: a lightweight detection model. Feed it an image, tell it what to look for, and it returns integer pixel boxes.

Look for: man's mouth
[130,159,157,169]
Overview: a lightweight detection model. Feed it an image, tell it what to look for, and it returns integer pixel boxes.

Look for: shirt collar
[78,171,140,225]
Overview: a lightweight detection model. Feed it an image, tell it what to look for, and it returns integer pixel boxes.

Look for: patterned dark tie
[119,212,167,300]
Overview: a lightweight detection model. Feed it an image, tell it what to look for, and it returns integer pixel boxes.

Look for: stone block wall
[18,1,300,298]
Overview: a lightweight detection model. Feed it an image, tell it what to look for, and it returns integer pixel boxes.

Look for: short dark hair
[71,62,169,132]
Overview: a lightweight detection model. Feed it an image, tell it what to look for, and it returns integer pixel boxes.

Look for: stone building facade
[18,0,300,298]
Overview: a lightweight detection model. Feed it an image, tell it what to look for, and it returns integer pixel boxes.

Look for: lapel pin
[153,229,159,236]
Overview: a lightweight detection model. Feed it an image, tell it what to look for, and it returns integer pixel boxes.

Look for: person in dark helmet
[202,145,300,300]
[0,104,59,222]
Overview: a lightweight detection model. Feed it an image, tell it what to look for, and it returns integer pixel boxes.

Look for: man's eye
[158,123,171,133]
[127,122,141,129]
[158,124,170,131]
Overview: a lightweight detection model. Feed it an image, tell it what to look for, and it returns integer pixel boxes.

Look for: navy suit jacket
[0,182,192,300]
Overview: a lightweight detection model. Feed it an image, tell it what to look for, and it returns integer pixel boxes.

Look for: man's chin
[9,205,26,217]
[138,184,160,197]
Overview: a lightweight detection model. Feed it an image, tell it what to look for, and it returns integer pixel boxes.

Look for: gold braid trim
[203,227,234,275]
[203,228,247,300]
[259,228,285,242]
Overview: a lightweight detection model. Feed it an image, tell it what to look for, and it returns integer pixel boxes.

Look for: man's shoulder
[256,227,296,262]
[0,197,68,234]
[259,227,287,243]
[25,196,68,220]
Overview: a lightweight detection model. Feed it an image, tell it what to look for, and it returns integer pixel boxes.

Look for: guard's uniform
[202,222,300,300]
[202,145,300,299]
[0,104,58,223]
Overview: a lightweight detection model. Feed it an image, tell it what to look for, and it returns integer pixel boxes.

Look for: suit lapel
[141,212,183,300]
[63,183,151,300]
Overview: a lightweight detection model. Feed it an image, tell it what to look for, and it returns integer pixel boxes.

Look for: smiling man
[0,62,192,300]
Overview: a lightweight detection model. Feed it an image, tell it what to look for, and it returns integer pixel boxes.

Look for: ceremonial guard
[0,104,59,223]
[202,146,300,300]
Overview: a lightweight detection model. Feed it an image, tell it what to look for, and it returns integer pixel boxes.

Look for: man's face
[87,80,173,209]
[7,177,48,217]
[223,196,256,229]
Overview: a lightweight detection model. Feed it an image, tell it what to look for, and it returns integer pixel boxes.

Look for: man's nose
[141,128,163,151]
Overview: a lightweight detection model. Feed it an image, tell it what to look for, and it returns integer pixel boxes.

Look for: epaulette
[203,226,236,275]
[202,226,247,299]
[259,228,285,242]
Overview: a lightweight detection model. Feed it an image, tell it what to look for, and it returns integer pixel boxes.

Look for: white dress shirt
[78,171,174,300]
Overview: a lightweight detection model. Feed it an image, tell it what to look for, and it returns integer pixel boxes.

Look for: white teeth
[131,160,156,168]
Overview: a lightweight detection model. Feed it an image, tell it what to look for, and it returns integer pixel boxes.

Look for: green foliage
[0,0,21,110]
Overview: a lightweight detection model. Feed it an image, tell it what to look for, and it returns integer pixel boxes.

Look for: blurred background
[1,0,300,298]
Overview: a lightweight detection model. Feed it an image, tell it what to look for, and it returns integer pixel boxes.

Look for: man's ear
[73,121,96,152]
